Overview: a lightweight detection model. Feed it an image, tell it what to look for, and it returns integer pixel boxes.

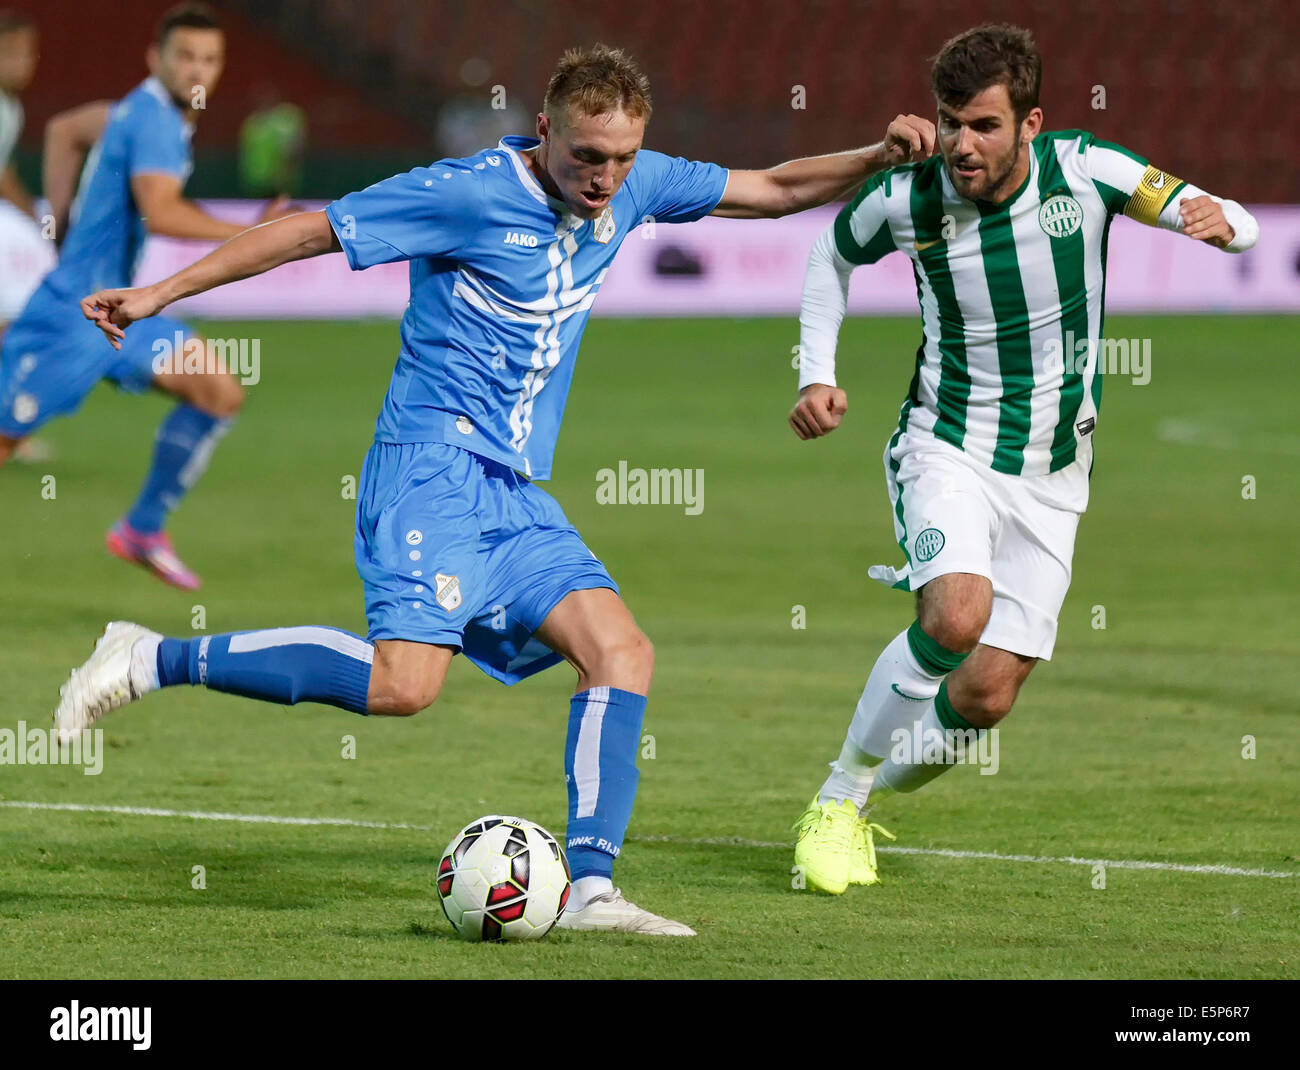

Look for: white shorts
[868,429,1090,661]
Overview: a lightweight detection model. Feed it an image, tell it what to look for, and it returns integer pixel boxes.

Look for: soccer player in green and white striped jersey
[791,23,1259,894]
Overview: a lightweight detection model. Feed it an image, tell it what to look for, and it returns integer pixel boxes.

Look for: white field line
[0,800,434,831]
[633,835,1298,879]
[1156,418,1300,457]
[3,800,1296,880]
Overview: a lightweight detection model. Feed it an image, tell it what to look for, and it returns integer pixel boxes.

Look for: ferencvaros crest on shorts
[914,528,946,562]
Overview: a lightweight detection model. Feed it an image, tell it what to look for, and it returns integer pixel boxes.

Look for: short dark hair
[155,2,221,47]
[544,43,652,125]
[931,24,1041,123]
[0,10,35,36]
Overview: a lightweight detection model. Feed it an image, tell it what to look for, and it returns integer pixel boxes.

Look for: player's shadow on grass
[405,920,461,942]
[403,920,591,945]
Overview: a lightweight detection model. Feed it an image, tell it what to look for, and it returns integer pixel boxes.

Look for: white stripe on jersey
[452,271,601,326]
[453,260,603,317]
[1010,161,1072,473]
[509,219,588,453]
[1057,138,1109,457]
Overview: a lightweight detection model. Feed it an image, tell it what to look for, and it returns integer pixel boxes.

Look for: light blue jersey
[0,77,195,435]
[46,76,193,299]
[325,136,728,480]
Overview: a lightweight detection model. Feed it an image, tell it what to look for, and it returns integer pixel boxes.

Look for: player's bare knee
[380,675,442,716]
[919,607,986,654]
[589,628,654,692]
[612,629,654,685]
[202,376,244,419]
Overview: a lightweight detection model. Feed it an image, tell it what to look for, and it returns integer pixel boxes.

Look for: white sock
[129,634,162,694]
[567,875,613,911]
[818,627,945,812]
[870,700,969,798]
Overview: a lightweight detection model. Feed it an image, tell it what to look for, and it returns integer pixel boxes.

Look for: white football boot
[557,888,697,936]
[53,621,160,743]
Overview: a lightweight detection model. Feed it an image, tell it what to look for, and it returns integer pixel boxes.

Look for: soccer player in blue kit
[0,4,291,589]
[60,45,935,934]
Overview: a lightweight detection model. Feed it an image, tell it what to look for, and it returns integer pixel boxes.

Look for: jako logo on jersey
[503,231,539,247]
[914,528,945,562]
[1039,194,1083,238]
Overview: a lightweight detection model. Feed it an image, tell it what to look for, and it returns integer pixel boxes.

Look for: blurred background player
[0,8,36,222]
[789,23,1259,894]
[238,88,306,198]
[0,9,54,463]
[61,44,934,935]
[0,8,49,335]
[0,2,292,589]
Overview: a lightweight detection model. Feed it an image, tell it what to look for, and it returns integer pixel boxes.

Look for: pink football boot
[106,519,201,591]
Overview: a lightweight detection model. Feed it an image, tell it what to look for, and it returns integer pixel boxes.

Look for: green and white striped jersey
[802,130,1213,477]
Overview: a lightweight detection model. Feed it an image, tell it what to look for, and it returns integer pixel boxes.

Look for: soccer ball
[436,815,571,941]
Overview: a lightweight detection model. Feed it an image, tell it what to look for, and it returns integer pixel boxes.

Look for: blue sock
[155,627,372,714]
[126,404,231,534]
[564,687,647,880]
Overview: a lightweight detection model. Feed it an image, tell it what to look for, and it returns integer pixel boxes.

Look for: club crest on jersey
[1039,194,1083,238]
[503,231,539,247]
[434,573,462,611]
[914,528,945,563]
[593,207,616,244]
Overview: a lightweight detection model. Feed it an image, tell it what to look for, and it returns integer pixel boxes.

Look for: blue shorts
[354,441,617,685]
[0,282,192,437]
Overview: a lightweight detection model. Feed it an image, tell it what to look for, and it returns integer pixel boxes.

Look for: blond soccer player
[62,44,935,935]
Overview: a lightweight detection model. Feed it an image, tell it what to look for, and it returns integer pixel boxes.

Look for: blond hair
[543,44,652,126]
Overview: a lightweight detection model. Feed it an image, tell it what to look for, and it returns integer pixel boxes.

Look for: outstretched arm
[1086,138,1258,252]
[82,210,339,348]
[711,114,935,219]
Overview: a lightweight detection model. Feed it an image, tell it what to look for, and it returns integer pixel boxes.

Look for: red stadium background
[8,0,1297,202]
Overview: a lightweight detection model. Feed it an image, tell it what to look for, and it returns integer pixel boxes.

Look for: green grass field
[2,314,1297,979]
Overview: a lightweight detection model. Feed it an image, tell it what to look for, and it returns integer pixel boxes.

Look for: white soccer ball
[436,815,571,941]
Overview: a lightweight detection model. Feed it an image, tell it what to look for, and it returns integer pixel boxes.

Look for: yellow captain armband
[1124,164,1186,225]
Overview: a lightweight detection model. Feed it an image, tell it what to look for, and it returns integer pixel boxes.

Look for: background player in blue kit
[0,3,292,589]
[60,44,935,934]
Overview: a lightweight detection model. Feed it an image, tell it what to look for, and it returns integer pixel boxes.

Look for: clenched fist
[882,114,937,166]
[789,383,848,440]
[1179,195,1236,249]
